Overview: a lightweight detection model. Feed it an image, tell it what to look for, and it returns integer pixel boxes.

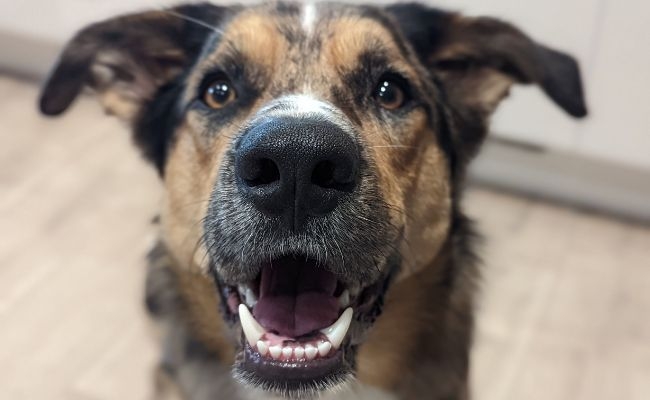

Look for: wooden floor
[1,75,648,400]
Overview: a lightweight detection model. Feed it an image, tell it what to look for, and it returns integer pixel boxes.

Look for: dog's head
[40,1,586,397]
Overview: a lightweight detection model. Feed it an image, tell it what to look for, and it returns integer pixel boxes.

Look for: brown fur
[157,10,462,398]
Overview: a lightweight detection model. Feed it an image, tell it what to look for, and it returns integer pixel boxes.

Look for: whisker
[159,9,225,34]
[174,198,212,211]
[194,231,211,269]
[370,145,418,149]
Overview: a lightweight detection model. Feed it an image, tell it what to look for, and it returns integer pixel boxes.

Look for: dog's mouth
[215,253,390,394]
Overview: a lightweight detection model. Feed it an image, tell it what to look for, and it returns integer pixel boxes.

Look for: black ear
[39,3,228,120]
[386,3,588,118]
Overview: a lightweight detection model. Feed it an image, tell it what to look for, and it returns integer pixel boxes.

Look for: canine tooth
[317,341,332,357]
[338,290,350,308]
[294,346,305,359]
[320,307,353,349]
[238,304,266,346]
[282,347,293,359]
[305,344,318,360]
[269,345,282,359]
[257,341,268,356]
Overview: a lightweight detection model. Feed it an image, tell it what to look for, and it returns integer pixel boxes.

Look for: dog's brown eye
[375,79,406,110]
[203,79,236,109]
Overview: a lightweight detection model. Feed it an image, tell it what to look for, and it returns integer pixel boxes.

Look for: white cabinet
[573,0,650,170]
[433,0,650,170]
[432,0,598,150]
[0,0,178,41]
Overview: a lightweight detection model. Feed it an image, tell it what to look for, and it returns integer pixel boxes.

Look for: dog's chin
[233,343,354,398]
[211,253,394,398]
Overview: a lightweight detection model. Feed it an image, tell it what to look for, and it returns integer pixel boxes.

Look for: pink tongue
[252,256,339,338]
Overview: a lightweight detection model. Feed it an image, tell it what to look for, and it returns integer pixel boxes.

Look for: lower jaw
[234,344,353,395]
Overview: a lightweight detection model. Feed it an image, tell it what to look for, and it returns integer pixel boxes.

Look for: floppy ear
[387,3,587,118]
[39,3,228,121]
[386,3,587,164]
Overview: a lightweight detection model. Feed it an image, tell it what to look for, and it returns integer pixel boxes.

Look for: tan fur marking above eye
[184,12,286,101]
[325,17,400,71]
[215,13,284,71]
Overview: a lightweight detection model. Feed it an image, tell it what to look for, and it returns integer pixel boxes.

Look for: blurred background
[0,0,648,399]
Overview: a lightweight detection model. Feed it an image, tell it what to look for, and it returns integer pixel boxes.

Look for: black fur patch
[384,3,451,57]
[130,4,232,174]
[134,77,186,174]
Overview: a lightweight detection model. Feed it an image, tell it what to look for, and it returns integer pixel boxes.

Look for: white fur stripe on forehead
[302,2,318,34]
[258,95,336,118]
[276,95,333,115]
[256,95,352,131]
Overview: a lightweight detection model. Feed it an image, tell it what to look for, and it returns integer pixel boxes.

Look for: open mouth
[216,254,388,394]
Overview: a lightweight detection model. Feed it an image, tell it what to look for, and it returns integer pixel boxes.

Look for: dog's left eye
[202,78,237,109]
[374,76,409,110]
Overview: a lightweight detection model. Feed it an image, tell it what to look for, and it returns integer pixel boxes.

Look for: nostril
[311,160,355,192]
[245,158,280,187]
[312,160,336,189]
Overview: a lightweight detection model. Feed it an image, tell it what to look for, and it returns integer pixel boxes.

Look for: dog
[39,2,587,399]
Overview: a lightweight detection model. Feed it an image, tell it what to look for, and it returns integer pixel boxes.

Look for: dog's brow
[301,2,318,34]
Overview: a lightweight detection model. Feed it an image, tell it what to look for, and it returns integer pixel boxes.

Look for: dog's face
[40,1,586,397]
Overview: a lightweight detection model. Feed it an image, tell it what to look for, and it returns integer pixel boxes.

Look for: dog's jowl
[39,2,587,399]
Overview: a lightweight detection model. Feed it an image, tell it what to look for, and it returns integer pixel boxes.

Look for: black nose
[235,116,360,231]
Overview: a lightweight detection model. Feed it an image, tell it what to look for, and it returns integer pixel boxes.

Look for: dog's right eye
[373,73,411,111]
[202,78,237,109]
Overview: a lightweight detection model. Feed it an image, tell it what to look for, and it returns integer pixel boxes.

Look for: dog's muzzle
[203,98,399,396]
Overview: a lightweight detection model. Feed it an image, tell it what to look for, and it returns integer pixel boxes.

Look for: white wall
[0,0,178,40]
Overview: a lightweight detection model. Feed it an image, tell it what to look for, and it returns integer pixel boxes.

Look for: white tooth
[317,341,332,357]
[257,340,268,356]
[237,284,247,298]
[320,307,353,349]
[305,344,318,360]
[282,347,293,359]
[338,290,350,308]
[269,345,282,359]
[245,287,257,307]
[294,346,305,359]
[238,304,266,346]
